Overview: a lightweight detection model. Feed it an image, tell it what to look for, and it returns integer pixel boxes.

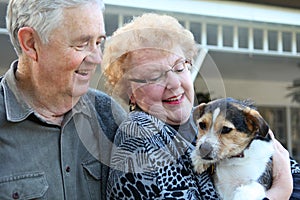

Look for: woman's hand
[265,130,293,200]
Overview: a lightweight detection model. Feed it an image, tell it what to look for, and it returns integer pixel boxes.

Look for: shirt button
[12,192,20,199]
[66,166,71,173]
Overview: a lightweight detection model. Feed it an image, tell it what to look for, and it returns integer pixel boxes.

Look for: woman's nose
[165,71,181,89]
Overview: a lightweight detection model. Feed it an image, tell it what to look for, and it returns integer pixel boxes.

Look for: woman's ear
[18,27,38,61]
[126,87,133,101]
[127,88,137,112]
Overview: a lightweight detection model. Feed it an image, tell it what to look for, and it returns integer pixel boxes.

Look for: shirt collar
[1,61,33,122]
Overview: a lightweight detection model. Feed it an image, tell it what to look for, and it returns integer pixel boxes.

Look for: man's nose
[85,46,102,64]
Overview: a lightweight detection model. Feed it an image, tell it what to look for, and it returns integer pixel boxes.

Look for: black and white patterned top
[107,110,300,200]
[107,110,219,200]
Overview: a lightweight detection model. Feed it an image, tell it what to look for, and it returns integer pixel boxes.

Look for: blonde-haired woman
[103,13,299,199]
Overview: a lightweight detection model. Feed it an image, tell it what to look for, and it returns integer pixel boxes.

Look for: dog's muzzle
[199,142,214,160]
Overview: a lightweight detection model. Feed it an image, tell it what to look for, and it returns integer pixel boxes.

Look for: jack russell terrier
[191,97,273,200]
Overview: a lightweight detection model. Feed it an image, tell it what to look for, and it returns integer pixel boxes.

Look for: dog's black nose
[199,142,213,160]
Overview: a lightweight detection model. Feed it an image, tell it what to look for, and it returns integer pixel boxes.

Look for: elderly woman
[103,13,299,199]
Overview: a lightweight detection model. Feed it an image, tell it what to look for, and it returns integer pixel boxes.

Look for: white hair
[6,0,104,55]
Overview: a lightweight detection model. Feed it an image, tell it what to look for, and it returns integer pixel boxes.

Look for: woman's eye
[221,126,232,134]
[148,74,164,82]
[175,67,185,73]
[173,62,187,73]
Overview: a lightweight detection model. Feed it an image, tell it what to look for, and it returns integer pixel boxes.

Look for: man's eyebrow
[71,35,91,43]
[71,34,106,43]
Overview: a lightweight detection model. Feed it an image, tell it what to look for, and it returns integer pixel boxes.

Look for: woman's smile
[163,94,184,104]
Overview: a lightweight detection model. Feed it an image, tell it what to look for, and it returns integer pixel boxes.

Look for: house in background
[103,0,300,162]
[0,0,300,160]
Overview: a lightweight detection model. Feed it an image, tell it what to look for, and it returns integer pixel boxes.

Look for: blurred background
[1,0,300,160]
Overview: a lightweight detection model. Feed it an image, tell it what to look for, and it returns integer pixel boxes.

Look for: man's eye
[74,42,88,51]
[76,46,85,51]
[96,41,101,47]
[98,36,106,50]
[96,40,104,48]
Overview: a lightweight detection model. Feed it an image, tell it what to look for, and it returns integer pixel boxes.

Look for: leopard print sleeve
[106,111,220,200]
[290,157,300,199]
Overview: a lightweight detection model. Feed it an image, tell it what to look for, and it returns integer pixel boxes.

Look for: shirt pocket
[82,159,101,199]
[0,172,48,200]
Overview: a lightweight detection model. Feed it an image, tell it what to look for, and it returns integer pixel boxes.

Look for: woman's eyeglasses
[128,59,192,85]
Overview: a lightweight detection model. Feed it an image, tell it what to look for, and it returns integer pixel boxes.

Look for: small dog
[191,97,274,200]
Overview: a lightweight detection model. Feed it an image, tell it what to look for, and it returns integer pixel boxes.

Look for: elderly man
[0,0,125,199]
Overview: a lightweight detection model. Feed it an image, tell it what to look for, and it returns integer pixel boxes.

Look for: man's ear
[18,27,38,61]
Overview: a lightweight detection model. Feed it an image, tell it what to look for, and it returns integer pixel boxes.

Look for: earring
[129,95,136,112]
[129,99,136,112]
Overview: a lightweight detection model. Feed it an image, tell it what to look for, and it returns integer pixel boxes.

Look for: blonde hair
[103,13,197,102]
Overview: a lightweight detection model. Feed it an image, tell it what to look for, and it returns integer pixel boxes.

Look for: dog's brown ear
[244,108,269,137]
[193,103,206,123]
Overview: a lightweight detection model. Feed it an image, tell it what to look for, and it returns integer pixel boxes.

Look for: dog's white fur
[191,139,274,199]
[191,98,274,200]
[213,140,273,200]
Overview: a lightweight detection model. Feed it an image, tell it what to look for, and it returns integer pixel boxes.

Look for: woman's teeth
[165,95,182,102]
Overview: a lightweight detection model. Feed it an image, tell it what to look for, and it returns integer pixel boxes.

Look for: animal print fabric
[107,110,300,200]
[107,111,219,200]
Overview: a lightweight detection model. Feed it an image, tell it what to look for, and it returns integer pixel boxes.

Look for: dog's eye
[221,126,232,134]
[198,122,206,130]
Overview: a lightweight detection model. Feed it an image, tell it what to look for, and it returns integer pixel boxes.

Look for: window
[291,108,300,161]
[0,34,17,74]
[0,2,7,28]
[123,15,133,24]
[238,27,248,48]
[190,22,202,44]
[104,13,119,37]
[178,20,185,28]
[282,31,292,52]
[258,107,287,147]
[207,24,218,46]
[222,25,233,47]
[268,30,277,51]
[297,33,300,53]
[253,29,263,50]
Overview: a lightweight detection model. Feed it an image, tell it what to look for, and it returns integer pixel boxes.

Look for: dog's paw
[191,150,211,174]
[193,163,211,174]
[233,182,265,200]
[193,164,205,174]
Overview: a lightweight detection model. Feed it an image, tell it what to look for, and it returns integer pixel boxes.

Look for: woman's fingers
[266,129,293,200]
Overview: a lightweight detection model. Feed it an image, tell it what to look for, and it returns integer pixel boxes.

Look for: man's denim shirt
[0,61,126,199]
